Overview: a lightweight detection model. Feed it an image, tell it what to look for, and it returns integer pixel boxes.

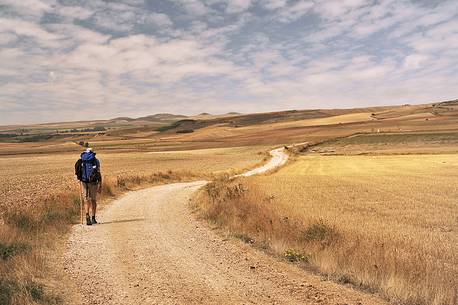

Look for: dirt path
[63,148,389,305]
[235,147,288,177]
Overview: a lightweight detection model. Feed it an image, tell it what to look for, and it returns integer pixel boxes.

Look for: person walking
[75,147,102,225]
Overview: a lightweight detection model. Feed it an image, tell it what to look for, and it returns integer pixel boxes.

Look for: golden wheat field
[194,153,458,305]
[0,146,267,213]
[2,102,458,304]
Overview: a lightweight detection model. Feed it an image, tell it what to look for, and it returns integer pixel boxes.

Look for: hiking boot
[91,216,97,224]
[86,215,92,226]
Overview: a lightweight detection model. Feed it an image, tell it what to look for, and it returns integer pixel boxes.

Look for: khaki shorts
[81,182,98,202]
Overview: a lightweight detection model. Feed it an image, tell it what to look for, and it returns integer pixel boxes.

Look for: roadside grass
[191,154,458,305]
[115,170,200,189]
[0,170,201,305]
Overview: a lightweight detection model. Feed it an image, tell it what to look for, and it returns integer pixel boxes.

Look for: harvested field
[0,146,267,213]
[193,153,458,305]
[312,131,458,155]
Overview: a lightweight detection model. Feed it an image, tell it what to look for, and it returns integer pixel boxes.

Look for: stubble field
[194,152,458,305]
[0,146,268,213]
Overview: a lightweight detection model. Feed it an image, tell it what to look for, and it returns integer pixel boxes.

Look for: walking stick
[79,182,84,225]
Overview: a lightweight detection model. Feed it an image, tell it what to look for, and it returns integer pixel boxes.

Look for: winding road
[63,147,388,305]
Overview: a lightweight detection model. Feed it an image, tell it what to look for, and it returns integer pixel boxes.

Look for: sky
[0,0,457,125]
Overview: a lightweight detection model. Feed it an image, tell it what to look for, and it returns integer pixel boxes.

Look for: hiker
[75,148,102,225]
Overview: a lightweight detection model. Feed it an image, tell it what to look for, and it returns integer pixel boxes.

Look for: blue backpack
[75,151,101,183]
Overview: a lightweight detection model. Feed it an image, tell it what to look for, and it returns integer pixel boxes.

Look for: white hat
[85,147,93,153]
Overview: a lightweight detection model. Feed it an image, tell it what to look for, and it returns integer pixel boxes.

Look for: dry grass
[0,146,266,304]
[0,146,267,212]
[192,153,458,305]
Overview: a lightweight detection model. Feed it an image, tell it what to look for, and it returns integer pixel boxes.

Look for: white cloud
[402,54,429,70]
[225,0,252,13]
[175,0,209,15]
[262,0,288,10]
[0,0,53,17]
[275,0,314,22]
[0,18,60,47]
[314,0,369,19]
[0,32,17,45]
[53,5,94,20]
[0,0,458,124]
[143,13,174,27]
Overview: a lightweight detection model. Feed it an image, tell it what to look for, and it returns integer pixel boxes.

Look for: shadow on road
[97,218,146,225]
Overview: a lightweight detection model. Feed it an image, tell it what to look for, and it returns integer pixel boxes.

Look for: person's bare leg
[84,199,92,225]
[91,200,97,217]
[85,199,90,215]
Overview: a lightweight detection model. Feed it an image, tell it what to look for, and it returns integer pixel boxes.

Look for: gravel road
[234,147,288,177]
[63,148,388,305]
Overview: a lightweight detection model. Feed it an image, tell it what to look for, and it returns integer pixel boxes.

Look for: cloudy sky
[0,0,457,124]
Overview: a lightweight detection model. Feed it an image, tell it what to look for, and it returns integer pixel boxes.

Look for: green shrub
[284,249,309,263]
[26,282,44,301]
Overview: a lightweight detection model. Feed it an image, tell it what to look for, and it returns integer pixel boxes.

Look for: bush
[0,279,47,305]
[284,249,308,263]
[26,282,44,301]
[4,209,39,231]
[301,220,340,246]
[0,242,30,260]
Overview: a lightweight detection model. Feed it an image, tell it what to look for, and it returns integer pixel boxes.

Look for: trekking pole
[79,182,84,225]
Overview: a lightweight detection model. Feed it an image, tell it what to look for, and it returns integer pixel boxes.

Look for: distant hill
[136,113,188,121]
[2,98,457,145]
[0,112,189,142]
[110,116,135,121]
[106,113,187,123]
[154,100,458,135]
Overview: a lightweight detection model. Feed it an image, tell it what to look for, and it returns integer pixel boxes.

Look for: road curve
[63,147,388,305]
[234,147,288,178]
